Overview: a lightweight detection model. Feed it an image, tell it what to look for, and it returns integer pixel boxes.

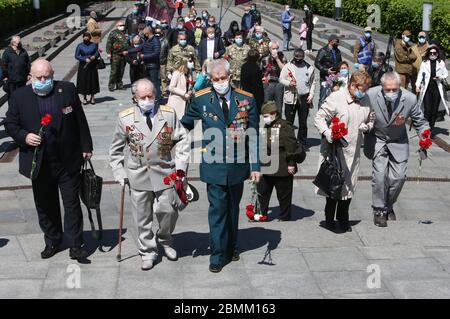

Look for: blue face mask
[179,40,187,47]
[340,69,349,77]
[132,9,139,14]
[365,32,372,39]
[255,33,263,40]
[418,37,426,44]
[372,62,380,69]
[235,38,243,46]
[354,89,366,99]
[33,78,54,96]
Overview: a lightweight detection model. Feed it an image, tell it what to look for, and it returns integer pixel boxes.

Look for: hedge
[0,0,90,40]
[272,0,450,52]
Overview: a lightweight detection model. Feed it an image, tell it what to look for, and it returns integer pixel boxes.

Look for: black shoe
[69,247,89,259]
[41,245,59,259]
[387,210,396,221]
[232,253,240,262]
[108,87,115,92]
[338,221,352,232]
[209,264,223,273]
[324,220,335,230]
[373,212,388,227]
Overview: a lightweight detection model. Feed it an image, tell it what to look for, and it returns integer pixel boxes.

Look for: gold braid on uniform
[234,88,254,97]
[195,87,212,97]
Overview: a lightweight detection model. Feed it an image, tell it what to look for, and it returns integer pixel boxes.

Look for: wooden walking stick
[116,185,126,261]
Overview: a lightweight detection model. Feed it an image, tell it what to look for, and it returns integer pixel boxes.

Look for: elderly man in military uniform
[225,31,250,89]
[109,79,190,271]
[166,33,200,78]
[106,21,129,91]
[249,26,271,60]
[181,59,261,273]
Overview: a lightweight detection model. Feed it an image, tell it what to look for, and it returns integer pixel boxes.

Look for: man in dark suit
[197,27,225,67]
[181,59,261,273]
[5,59,93,260]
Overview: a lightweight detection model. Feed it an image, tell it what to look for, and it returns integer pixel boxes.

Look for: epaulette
[119,107,134,118]
[195,87,212,97]
[160,104,174,113]
[234,88,254,97]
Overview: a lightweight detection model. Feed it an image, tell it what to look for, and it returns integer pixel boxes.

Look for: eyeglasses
[430,51,438,55]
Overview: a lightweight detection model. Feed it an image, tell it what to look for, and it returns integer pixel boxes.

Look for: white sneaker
[141,259,154,271]
[162,245,178,261]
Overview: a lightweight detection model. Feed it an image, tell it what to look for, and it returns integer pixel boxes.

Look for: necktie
[220,97,229,122]
[386,101,393,119]
[145,112,153,131]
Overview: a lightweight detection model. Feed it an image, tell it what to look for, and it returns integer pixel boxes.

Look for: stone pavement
[0,1,450,299]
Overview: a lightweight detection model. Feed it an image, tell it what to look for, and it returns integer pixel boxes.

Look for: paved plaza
[0,1,450,299]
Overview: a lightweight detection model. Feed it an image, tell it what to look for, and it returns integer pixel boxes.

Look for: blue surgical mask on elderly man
[33,78,54,96]
[354,89,366,100]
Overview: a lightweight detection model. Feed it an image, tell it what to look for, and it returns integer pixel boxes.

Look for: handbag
[293,141,307,164]
[442,78,450,92]
[97,56,106,70]
[80,159,103,240]
[313,143,345,200]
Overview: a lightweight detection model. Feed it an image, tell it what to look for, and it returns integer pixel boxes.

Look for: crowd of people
[2,2,449,273]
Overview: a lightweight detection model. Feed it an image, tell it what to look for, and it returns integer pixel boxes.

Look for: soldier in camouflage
[249,26,271,60]
[225,31,250,89]
[166,33,200,78]
[106,21,129,91]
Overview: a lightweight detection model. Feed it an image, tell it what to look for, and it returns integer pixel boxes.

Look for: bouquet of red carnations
[245,181,268,222]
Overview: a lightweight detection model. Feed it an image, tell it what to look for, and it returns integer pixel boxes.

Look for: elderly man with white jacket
[280,48,316,149]
[415,45,449,132]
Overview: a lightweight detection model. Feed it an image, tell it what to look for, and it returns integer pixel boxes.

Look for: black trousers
[285,94,309,145]
[423,83,441,129]
[325,197,352,224]
[130,65,144,84]
[306,28,313,51]
[258,175,293,221]
[32,161,84,248]
[5,80,26,97]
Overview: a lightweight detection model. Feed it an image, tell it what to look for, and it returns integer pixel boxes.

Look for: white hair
[381,71,401,86]
[209,58,231,76]
[132,79,156,96]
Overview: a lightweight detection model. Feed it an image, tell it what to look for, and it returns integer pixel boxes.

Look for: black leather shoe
[338,221,352,232]
[209,264,223,273]
[324,220,335,230]
[232,253,240,262]
[41,245,59,259]
[69,247,89,259]
[374,212,388,227]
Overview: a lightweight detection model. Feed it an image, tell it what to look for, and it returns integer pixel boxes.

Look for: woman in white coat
[167,58,193,119]
[416,45,449,131]
[314,71,374,232]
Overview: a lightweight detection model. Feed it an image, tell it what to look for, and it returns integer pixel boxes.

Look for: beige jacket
[109,104,190,192]
[279,62,316,105]
[167,70,189,119]
[87,18,102,44]
[314,89,371,199]
[394,39,417,75]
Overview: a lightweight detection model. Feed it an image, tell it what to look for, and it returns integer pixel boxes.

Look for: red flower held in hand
[169,172,178,181]
[331,117,340,124]
[163,176,171,185]
[330,117,348,140]
[98,48,103,54]
[176,169,186,178]
[421,129,431,139]
[245,204,255,220]
[419,138,432,150]
[40,113,53,126]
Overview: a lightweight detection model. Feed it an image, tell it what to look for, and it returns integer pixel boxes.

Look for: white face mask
[207,33,215,39]
[138,99,155,112]
[213,80,230,95]
[118,26,125,31]
[385,91,399,102]
[263,115,275,125]
[429,55,438,61]
[187,62,194,69]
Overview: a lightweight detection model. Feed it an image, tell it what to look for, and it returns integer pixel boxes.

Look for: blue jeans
[282,27,292,50]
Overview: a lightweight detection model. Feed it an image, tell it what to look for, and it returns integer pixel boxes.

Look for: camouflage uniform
[166,44,201,76]
[249,37,271,60]
[225,43,251,89]
[106,29,129,90]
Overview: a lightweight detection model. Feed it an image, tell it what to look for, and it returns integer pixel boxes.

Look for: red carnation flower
[163,176,171,185]
[169,172,177,181]
[176,169,186,178]
[339,122,346,129]
[259,215,268,222]
[40,113,53,126]
[421,129,431,139]
[331,117,340,124]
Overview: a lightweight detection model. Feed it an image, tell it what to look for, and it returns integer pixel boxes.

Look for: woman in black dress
[75,32,100,104]
[240,48,264,113]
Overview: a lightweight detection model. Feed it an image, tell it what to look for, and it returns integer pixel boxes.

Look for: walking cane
[116,185,126,261]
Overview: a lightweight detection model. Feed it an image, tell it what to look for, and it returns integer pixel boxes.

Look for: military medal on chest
[126,125,145,159]
[228,98,251,143]
[156,123,174,159]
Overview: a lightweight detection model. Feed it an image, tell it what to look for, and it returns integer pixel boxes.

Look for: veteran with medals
[181,59,261,273]
[109,79,190,271]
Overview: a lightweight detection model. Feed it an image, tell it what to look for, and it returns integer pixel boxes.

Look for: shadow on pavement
[0,238,9,248]
[268,204,315,221]
[173,227,282,259]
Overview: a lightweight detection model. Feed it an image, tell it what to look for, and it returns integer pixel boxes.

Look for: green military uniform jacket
[181,87,260,186]
[106,29,128,58]
[260,117,298,177]
[166,44,201,75]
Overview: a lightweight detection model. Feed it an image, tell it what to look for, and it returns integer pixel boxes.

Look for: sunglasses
[430,51,438,55]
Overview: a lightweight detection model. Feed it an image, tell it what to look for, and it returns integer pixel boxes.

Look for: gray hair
[131,79,156,96]
[10,35,20,45]
[380,71,401,86]
[208,58,231,76]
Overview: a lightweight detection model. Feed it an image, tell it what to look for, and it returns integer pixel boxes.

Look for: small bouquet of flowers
[330,117,349,147]
[418,129,432,162]
[163,169,189,205]
[263,63,273,85]
[326,74,345,92]
[245,181,268,222]
[30,113,53,179]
